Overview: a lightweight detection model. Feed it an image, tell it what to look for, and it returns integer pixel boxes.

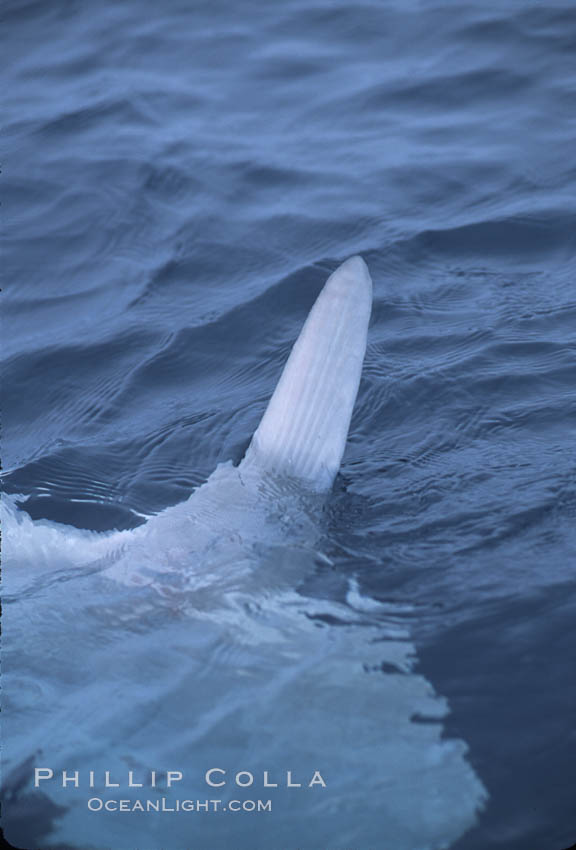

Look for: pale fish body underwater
[2,257,487,850]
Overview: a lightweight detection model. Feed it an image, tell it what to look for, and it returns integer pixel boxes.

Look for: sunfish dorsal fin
[240,256,372,492]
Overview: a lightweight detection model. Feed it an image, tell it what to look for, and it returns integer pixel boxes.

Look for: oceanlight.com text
[87,797,272,813]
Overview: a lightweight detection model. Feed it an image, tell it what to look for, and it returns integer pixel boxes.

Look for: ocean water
[2,1,576,849]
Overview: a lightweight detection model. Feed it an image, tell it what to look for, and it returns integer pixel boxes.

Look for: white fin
[241,256,372,491]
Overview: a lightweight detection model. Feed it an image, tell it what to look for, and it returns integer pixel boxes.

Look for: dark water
[3,1,576,849]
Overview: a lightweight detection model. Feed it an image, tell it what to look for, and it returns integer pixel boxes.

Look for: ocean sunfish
[2,256,487,850]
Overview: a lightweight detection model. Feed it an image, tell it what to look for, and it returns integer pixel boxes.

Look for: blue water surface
[3,1,576,849]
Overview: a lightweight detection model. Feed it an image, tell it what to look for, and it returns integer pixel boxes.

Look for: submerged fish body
[101,459,324,604]
[2,258,488,850]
